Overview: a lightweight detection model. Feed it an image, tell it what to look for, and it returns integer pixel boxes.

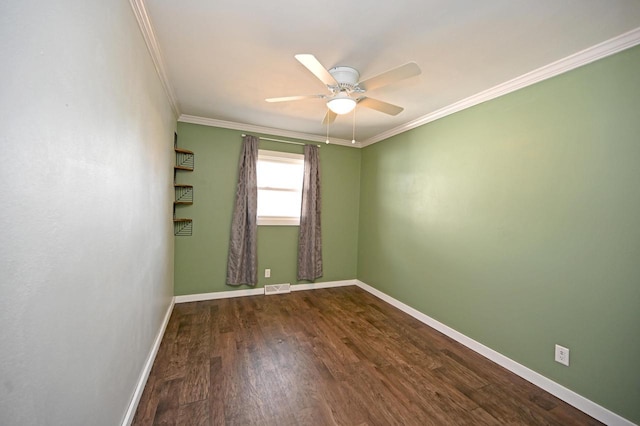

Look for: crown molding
[129,0,180,118]
[129,3,639,150]
[178,115,360,148]
[361,26,640,147]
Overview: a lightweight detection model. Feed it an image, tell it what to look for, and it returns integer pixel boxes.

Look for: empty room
[2,1,639,425]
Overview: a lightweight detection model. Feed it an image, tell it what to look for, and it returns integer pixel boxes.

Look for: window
[257,149,304,226]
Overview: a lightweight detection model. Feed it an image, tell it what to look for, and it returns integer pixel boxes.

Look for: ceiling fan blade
[357,97,404,116]
[295,54,338,87]
[266,94,324,103]
[358,62,421,92]
[322,109,337,125]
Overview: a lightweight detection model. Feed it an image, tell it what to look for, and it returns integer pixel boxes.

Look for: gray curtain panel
[297,144,323,281]
[226,135,258,286]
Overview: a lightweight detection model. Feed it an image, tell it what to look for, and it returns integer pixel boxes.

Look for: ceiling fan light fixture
[327,94,356,115]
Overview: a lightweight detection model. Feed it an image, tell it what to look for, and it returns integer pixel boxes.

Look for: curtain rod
[241,134,321,147]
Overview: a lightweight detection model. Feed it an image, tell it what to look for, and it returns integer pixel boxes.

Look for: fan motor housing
[329,66,360,90]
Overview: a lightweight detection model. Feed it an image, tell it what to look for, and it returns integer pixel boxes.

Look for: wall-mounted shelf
[173,218,193,236]
[173,134,194,236]
[174,184,193,204]
[174,148,194,171]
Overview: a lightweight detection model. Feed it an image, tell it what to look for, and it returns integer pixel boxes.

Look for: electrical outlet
[265,269,271,278]
[555,344,570,366]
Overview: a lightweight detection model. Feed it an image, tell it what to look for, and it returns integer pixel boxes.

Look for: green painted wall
[358,45,640,423]
[174,123,360,295]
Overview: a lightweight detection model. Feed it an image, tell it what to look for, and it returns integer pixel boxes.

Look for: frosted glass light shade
[327,95,356,114]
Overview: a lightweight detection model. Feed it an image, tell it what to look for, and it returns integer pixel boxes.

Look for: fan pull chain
[352,105,356,144]
[326,112,330,144]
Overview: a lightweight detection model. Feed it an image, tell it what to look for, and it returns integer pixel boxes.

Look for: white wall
[0,1,176,424]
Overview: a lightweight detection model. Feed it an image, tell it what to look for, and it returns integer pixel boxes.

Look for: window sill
[258,217,300,226]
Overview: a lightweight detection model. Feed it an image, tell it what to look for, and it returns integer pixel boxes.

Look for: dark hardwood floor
[132,286,602,425]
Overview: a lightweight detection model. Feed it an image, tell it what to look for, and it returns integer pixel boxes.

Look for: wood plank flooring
[132,286,602,425]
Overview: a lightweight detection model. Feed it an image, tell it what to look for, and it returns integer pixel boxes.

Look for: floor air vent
[264,283,291,295]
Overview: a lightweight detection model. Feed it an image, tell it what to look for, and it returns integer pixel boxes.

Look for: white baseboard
[175,279,357,303]
[175,287,264,303]
[121,297,175,426]
[354,280,634,426]
[127,280,634,425]
[290,279,356,292]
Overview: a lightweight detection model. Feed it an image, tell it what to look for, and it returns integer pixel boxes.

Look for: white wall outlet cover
[265,269,271,278]
[555,344,570,366]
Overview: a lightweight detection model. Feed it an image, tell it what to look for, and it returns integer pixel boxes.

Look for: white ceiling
[143,0,640,144]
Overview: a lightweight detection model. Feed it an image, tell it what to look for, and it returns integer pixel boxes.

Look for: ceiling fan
[266,54,421,125]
